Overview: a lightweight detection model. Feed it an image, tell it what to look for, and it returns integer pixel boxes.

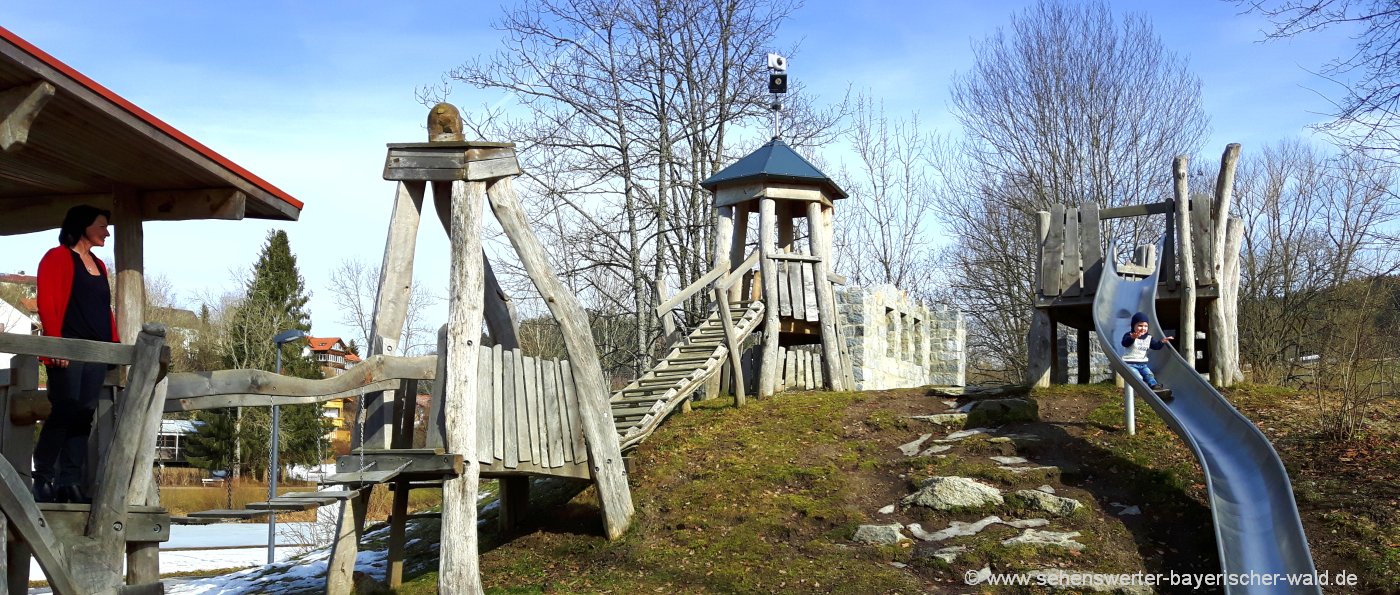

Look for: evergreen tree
[182,409,238,473]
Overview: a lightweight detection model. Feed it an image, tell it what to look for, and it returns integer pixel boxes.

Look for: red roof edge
[0,24,304,212]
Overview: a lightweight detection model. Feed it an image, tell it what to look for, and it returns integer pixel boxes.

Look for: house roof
[0,25,302,236]
[699,138,846,201]
[0,273,36,286]
[307,336,345,352]
[345,353,362,363]
[160,419,202,434]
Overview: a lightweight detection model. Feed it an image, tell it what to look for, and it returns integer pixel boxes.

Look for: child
[1121,312,1174,395]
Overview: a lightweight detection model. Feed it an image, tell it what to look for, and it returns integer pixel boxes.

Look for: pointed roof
[701,138,846,200]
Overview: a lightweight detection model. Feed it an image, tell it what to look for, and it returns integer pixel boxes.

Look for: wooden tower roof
[701,138,846,207]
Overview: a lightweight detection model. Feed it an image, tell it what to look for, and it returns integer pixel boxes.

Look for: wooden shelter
[700,138,854,396]
[1030,146,1244,388]
[0,24,302,593]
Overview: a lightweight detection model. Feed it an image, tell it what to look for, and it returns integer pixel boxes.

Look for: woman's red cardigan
[36,246,120,343]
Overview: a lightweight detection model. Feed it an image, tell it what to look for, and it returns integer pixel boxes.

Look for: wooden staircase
[613,300,765,450]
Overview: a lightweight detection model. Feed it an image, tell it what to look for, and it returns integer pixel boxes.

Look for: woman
[34,205,119,504]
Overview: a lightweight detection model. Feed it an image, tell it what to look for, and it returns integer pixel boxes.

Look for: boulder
[898,433,934,455]
[853,523,912,545]
[902,476,1003,511]
[965,398,1039,427]
[1010,489,1084,516]
[1001,529,1085,551]
[911,413,968,425]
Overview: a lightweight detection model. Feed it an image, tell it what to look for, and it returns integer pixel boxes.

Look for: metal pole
[268,346,280,564]
[1124,382,1136,436]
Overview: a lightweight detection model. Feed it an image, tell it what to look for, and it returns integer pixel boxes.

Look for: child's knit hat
[1131,312,1149,326]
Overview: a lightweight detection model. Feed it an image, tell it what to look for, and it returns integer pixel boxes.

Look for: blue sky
[0,0,1357,344]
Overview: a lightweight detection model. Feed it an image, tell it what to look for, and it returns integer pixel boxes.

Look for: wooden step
[246,498,329,512]
[321,462,412,486]
[612,395,664,405]
[611,404,659,417]
[186,509,271,520]
[666,355,717,364]
[281,490,355,499]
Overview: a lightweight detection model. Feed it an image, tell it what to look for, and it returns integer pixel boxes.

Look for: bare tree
[1238,0,1400,161]
[327,258,440,357]
[836,94,946,294]
[940,0,1210,381]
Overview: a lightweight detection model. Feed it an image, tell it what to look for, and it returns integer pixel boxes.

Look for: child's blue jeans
[1126,362,1159,387]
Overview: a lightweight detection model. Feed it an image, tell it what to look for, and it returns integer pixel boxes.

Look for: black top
[61,250,112,342]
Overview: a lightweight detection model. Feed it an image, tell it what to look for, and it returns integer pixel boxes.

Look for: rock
[898,433,934,455]
[942,399,958,409]
[911,413,968,425]
[889,561,908,569]
[944,427,995,441]
[1001,529,1085,551]
[1022,568,1154,594]
[965,398,1039,427]
[353,571,390,595]
[918,445,952,456]
[1010,489,1084,516]
[1117,505,1141,516]
[902,476,1004,511]
[853,523,912,545]
[925,545,967,564]
[878,504,896,514]
[907,516,1049,542]
[966,566,993,586]
[990,456,1030,465]
[1036,485,1056,494]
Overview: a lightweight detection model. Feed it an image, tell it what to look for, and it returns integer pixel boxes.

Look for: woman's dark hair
[57,205,112,248]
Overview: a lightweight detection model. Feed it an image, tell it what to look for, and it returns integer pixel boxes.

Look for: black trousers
[34,361,105,487]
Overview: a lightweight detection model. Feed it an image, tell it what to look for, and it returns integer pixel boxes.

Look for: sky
[0,0,1359,346]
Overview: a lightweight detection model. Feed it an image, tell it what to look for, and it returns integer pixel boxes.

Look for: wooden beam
[728,206,749,301]
[0,81,55,152]
[758,198,781,397]
[141,188,246,221]
[655,266,726,315]
[441,179,487,593]
[0,455,79,595]
[113,186,145,346]
[431,186,521,350]
[485,175,634,539]
[1174,156,1197,369]
[1211,144,1241,283]
[164,354,436,411]
[1099,201,1173,220]
[807,202,846,391]
[325,488,370,594]
[0,333,134,365]
[361,181,426,451]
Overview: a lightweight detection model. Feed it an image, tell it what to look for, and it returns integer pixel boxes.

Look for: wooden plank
[1099,201,1173,219]
[524,355,541,466]
[543,359,564,467]
[1191,192,1215,286]
[533,356,550,467]
[493,344,504,460]
[438,176,488,595]
[552,360,576,464]
[561,360,588,464]
[0,456,79,595]
[1041,204,1065,296]
[185,509,271,519]
[767,253,822,263]
[777,261,793,317]
[729,206,750,301]
[802,262,819,321]
[788,258,806,321]
[714,289,746,408]
[655,265,726,316]
[1163,207,1179,291]
[758,198,781,397]
[465,156,522,181]
[814,352,824,388]
[783,348,795,390]
[0,333,134,365]
[1061,206,1081,297]
[502,349,519,468]
[476,345,493,464]
[325,489,371,594]
[1079,202,1103,293]
[427,325,448,450]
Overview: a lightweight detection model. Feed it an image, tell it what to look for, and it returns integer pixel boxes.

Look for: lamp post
[269,328,306,564]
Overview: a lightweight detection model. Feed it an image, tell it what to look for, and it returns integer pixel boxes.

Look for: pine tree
[182,409,237,473]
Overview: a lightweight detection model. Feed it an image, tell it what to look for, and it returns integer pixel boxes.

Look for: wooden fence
[775,258,820,322]
[721,346,823,394]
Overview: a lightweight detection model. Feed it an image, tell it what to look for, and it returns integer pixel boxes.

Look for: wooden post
[808,202,846,391]
[1028,210,1053,387]
[1211,144,1241,281]
[656,278,677,345]
[729,206,749,301]
[326,489,370,595]
[712,206,737,403]
[1173,156,1197,370]
[1219,217,1244,386]
[2,356,37,595]
[387,378,417,588]
[431,188,521,349]
[112,187,144,346]
[1208,145,1241,386]
[361,181,426,451]
[125,377,168,587]
[440,179,486,594]
[714,286,745,407]
[758,198,781,397]
[822,205,856,390]
[485,176,634,540]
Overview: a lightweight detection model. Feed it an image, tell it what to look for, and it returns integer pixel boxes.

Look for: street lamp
[269,328,306,564]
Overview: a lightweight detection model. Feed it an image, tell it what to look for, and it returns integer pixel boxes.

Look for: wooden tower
[700,138,854,397]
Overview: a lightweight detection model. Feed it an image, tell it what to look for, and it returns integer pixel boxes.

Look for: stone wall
[836,285,965,390]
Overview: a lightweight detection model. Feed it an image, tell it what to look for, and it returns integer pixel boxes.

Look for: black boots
[32,479,55,503]
[31,480,90,504]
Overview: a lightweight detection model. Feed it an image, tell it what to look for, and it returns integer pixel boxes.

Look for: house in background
[0,274,39,368]
[305,336,360,445]
[155,419,200,466]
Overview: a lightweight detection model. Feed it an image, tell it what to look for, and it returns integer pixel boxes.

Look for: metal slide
[1091,245,1321,594]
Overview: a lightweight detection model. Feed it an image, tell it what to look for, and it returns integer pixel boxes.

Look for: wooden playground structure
[1029,145,1245,387]
[0,92,858,592]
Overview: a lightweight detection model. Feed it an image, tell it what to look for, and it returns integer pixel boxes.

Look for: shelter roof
[0,25,302,235]
[700,138,846,203]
